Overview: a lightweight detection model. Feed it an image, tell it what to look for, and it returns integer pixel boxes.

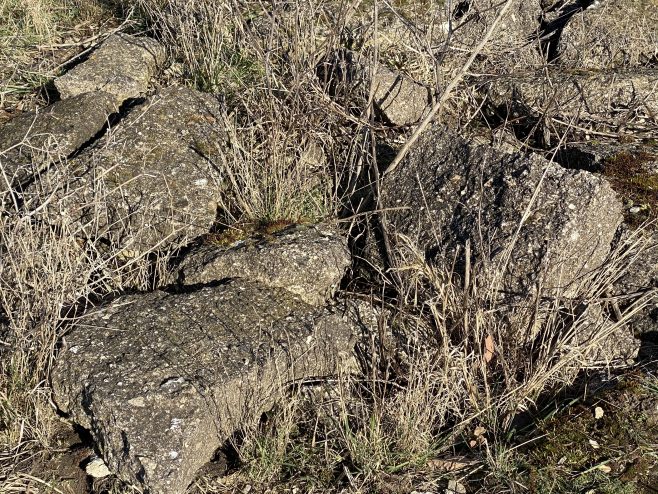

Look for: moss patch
[603,151,658,228]
[514,373,658,494]
[202,219,298,247]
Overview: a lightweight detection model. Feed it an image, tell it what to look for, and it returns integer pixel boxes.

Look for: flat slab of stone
[55,33,165,105]
[52,280,355,494]
[378,128,623,297]
[0,92,116,195]
[170,224,350,305]
[484,69,658,133]
[28,85,224,254]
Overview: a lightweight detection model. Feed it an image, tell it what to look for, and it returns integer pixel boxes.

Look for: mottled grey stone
[28,85,224,254]
[558,0,658,68]
[378,127,623,297]
[52,280,355,494]
[169,224,350,306]
[370,64,429,126]
[0,92,116,195]
[55,33,165,105]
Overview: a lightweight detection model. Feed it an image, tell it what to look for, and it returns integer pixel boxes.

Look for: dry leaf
[474,426,487,437]
[484,334,495,362]
[594,406,604,419]
[597,464,612,473]
[589,439,600,449]
[426,457,475,472]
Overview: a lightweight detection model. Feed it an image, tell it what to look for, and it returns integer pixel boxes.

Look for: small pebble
[629,206,641,214]
[86,456,112,478]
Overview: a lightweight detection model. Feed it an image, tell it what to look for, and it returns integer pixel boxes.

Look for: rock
[28,85,224,255]
[0,92,117,196]
[443,0,545,68]
[613,229,658,337]
[378,127,622,298]
[557,142,658,174]
[575,304,641,365]
[556,142,658,227]
[484,69,658,138]
[318,52,428,126]
[52,280,355,494]
[169,224,350,306]
[85,456,112,478]
[370,64,429,126]
[55,33,165,105]
[558,0,658,68]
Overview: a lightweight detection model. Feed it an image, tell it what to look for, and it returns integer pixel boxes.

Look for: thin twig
[383,0,516,177]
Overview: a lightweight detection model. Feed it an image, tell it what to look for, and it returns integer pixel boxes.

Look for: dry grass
[1,0,657,493]
[0,0,118,114]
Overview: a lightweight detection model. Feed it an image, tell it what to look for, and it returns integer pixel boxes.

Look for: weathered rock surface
[378,128,623,297]
[55,34,165,105]
[445,0,545,67]
[0,92,116,195]
[558,0,658,68]
[369,64,429,126]
[484,69,658,137]
[557,141,658,174]
[52,280,355,494]
[169,224,350,306]
[28,85,224,254]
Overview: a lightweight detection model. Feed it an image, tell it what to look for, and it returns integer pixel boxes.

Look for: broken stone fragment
[0,91,116,196]
[377,127,623,298]
[52,280,355,494]
[318,52,429,126]
[27,85,224,254]
[369,64,429,126]
[55,33,165,105]
[169,224,350,306]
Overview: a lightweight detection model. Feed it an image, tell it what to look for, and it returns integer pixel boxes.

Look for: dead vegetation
[1,0,658,493]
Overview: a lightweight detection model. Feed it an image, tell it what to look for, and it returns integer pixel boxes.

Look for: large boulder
[169,224,350,306]
[0,92,117,196]
[52,280,355,494]
[378,128,623,298]
[27,85,224,255]
[557,0,658,68]
[55,33,165,105]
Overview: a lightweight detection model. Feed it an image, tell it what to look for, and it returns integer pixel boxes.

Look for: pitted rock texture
[0,92,116,195]
[28,85,224,254]
[170,224,350,306]
[484,69,658,134]
[370,64,429,126]
[55,33,165,105]
[52,280,355,494]
[378,128,622,297]
[558,0,658,68]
